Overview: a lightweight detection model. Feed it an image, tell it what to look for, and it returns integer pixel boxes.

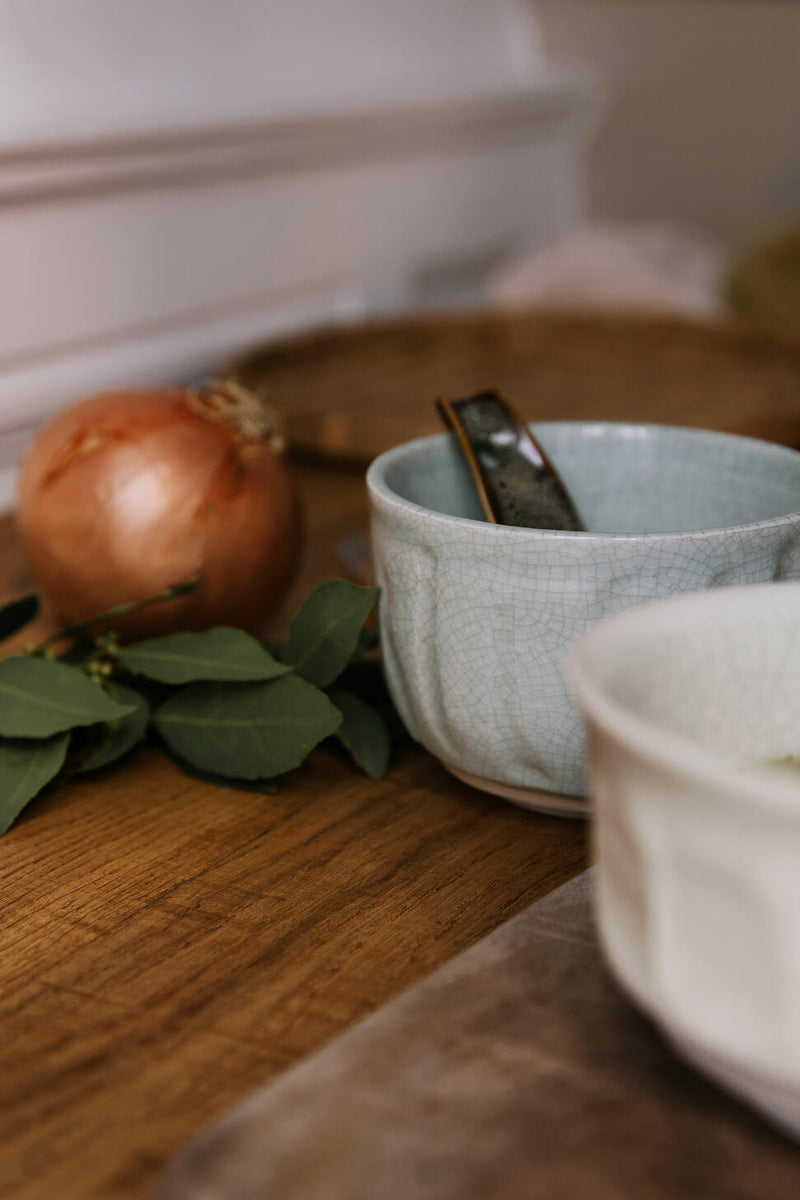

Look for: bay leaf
[0,732,70,835]
[0,657,135,738]
[328,686,391,780]
[0,592,39,643]
[277,580,379,688]
[154,674,342,780]
[77,683,150,773]
[118,627,290,685]
[164,748,278,794]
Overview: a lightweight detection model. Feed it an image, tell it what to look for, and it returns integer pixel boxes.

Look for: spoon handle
[437,391,584,531]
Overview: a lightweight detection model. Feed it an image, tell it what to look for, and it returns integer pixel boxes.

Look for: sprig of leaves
[0,579,393,835]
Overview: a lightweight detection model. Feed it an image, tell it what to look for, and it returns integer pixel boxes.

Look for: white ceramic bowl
[569,581,800,1136]
[367,423,800,815]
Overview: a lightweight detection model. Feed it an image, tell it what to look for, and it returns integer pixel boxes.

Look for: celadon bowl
[366,423,800,816]
[568,580,800,1137]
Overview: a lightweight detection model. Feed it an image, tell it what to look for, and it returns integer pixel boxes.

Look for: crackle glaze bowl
[569,581,800,1137]
[366,423,800,816]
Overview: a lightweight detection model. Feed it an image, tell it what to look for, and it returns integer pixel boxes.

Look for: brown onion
[16,382,303,638]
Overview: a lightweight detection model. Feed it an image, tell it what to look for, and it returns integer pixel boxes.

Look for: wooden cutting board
[156,872,800,1200]
[226,309,800,463]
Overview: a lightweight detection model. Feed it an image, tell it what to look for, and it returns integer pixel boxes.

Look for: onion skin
[16,387,303,638]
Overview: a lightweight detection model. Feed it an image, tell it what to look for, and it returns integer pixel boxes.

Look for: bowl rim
[568,580,800,816]
[366,421,800,541]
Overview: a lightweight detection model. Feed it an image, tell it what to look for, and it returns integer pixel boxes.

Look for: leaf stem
[31,576,202,652]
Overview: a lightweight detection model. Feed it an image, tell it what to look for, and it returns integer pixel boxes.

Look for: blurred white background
[535,0,800,241]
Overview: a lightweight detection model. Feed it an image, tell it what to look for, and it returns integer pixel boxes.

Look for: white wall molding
[0,82,590,210]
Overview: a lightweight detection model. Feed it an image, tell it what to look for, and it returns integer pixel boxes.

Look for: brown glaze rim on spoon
[436,391,584,531]
[436,394,499,524]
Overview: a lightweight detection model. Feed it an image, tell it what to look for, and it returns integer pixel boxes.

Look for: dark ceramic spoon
[437,391,584,531]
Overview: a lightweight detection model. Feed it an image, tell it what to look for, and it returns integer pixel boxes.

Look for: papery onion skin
[16,387,303,639]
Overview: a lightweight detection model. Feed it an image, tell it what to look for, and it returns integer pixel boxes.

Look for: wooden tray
[227,308,800,462]
[158,872,800,1200]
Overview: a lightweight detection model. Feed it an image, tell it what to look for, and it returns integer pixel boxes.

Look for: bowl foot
[441,762,590,819]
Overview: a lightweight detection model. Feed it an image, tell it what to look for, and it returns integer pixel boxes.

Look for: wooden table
[0,459,588,1200]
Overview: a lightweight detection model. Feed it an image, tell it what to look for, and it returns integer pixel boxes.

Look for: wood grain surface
[0,460,587,1200]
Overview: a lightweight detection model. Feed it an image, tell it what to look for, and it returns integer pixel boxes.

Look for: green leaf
[154,673,342,780]
[0,657,136,738]
[0,732,70,835]
[329,686,391,780]
[164,747,278,794]
[0,592,39,643]
[277,580,379,688]
[77,683,150,773]
[117,627,290,685]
